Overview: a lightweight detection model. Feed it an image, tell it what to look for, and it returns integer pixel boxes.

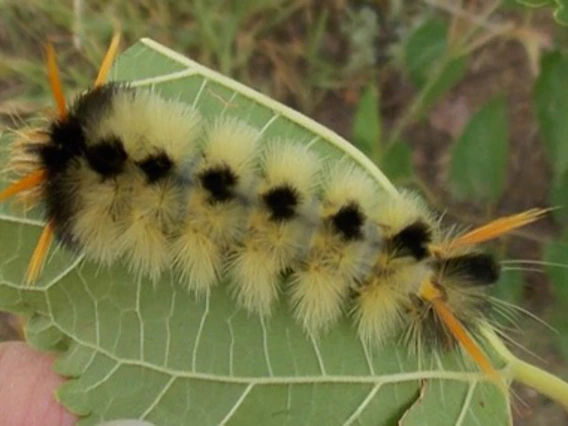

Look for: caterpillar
[0,35,547,387]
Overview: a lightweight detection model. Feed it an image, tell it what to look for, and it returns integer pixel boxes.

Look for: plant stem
[385,54,455,148]
[511,358,568,410]
[484,327,568,411]
[388,0,511,148]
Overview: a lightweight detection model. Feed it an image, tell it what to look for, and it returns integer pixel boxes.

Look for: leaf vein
[164,289,176,369]
[129,70,199,87]
[191,292,210,372]
[456,381,477,426]
[0,213,44,227]
[140,376,177,419]
[219,383,254,425]
[35,320,500,385]
[260,315,274,377]
[258,114,280,138]
[136,276,145,362]
[310,335,327,376]
[83,361,120,392]
[79,270,100,346]
[192,79,208,109]
[342,383,382,426]
[227,310,237,377]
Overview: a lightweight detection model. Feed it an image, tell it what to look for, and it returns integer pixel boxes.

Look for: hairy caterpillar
[0,35,548,389]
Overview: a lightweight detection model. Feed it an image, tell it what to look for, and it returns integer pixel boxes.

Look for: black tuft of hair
[436,253,500,285]
[42,169,81,252]
[390,221,432,260]
[199,165,238,202]
[38,84,128,252]
[262,184,299,221]
[41,83,125,176]
[330,203,365,241]
[41,115,86,250]
[407,294,484,353]
[41,116,86,173]
[86,137,128,178]
[72,83,126,125]
[137,151,174,184]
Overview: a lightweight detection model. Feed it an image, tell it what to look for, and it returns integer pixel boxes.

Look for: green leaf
[352,81,381,163]
[379,142,414,184]
[405,18,448,88]
[404,17,468,113]
[516,0,568,25]
[490,268,525,330]
[543,231,568,358]
[549,168,568,224]
[449,97,509,204]
[491,269,524,307]
[421,57,467,114]
[0,39,512,425]
[534,51,568,177]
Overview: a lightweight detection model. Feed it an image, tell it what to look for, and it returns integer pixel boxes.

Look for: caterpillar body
[0,36,547,386]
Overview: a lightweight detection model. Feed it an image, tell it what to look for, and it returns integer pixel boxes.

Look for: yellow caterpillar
[0,36,549,391]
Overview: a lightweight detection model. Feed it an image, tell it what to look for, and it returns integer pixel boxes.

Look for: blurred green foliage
[348,1,568,374]
[449,96,508,204]
[517,0,568,25]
